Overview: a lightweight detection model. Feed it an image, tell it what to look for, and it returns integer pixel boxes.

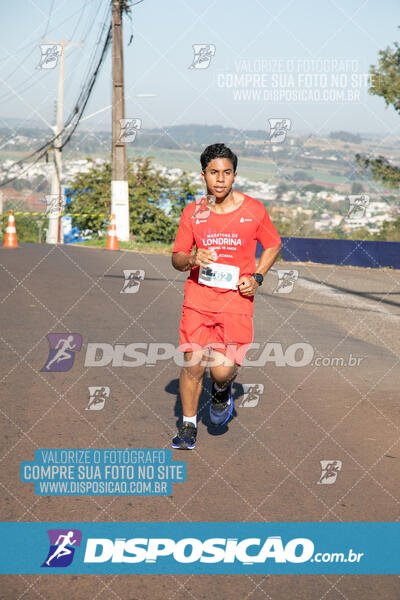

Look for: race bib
[198,262,240,290]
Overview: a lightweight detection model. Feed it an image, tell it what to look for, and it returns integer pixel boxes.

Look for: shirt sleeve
[172,205,195,255]
[256,207,281,249]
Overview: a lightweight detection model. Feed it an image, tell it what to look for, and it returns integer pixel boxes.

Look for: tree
[374,216,400,241]
[275,182,288,200]
[302,183,324,193]
[292,170,313,182]
[351,182,364,194]
[356,37,400,187]
[330,131,362,144]
[68,157,198,243]
[13,179,31,191]
[0,211,46,243]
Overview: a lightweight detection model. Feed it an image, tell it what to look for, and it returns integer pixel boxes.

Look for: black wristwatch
[252,272,264,286]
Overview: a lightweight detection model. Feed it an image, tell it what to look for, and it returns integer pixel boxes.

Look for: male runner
[171,143,281,449]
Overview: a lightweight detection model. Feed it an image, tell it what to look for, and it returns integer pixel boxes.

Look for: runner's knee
[182,351,208,380]
[210,363,238,386]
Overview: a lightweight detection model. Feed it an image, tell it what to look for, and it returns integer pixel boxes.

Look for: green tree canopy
[68,157,198,243]
[356,37,400,187]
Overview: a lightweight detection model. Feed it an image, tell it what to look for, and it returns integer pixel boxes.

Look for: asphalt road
[0,243,399,599]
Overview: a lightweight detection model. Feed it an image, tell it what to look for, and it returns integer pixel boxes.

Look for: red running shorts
[178,306,253,366]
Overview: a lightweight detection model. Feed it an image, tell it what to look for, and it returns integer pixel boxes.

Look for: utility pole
[111,0,130,242]
[44,40,83,244]
[46,40,64,244]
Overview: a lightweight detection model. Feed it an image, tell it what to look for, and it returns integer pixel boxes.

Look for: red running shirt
[172,194,281,315]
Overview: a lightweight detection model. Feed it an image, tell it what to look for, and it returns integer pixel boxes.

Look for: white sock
[183,415,197,427]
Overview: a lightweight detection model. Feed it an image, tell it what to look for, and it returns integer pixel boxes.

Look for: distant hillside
[144,124,266,144]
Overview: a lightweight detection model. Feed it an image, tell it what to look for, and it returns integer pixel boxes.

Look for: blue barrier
[256,237,400,269]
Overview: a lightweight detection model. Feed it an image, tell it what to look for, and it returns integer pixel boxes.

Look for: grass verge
[74,238,173,255]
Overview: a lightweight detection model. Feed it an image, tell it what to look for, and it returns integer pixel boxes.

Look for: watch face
[253,273,263,284]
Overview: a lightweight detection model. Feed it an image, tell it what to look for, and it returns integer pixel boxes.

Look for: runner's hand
[237,275,259,297]
[192,248,215,268]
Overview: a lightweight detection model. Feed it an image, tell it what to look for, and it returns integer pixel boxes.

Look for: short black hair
[200,143,238,172]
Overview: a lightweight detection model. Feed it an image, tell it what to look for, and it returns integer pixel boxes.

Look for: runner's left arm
[238,207,281,296]
[254,244,281,277]
[251,207,282,287]
[255,206,281,277]
[238,245,281,296]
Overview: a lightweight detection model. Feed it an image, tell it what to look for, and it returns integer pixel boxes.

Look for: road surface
[0,243,399,599]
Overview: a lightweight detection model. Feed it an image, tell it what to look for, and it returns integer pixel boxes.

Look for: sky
[0,0,399,137]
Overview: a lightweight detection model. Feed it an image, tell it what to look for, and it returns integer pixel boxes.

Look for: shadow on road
[300,276,400,309]
[165,374,245,437]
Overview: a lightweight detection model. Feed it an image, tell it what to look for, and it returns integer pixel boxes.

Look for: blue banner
[0,522,398,574]
[256,238,400,269]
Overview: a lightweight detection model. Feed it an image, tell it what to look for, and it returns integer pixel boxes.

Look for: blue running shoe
[209,383,233,425]
[172,422,197,450]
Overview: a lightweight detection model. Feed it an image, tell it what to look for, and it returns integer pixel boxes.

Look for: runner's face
[201,158,236,199]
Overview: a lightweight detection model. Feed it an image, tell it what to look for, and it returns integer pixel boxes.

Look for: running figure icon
[120,269,145,293]
[41,528,82,568]
[45,531,77,566]
[274,269,299,294]
[41,333,82,372]
[45,335,76,370]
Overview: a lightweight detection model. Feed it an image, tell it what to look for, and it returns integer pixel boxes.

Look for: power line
[0,0,98,64]
[0,1,103,106]
[61,24,112,149]
[0,3,112,187]
[0,150,50,188]
[42,0,55,39]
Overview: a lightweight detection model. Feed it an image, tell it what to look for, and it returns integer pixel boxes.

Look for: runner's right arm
[172,249,214,271]
[171,204,214,271]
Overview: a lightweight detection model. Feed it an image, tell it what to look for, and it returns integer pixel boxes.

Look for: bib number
[198,263,240,290]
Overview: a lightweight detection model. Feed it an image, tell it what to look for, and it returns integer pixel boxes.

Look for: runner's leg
[172,349,208,449]
[209,347,239,388]
[208,351,237,425]
[179,349,208,417]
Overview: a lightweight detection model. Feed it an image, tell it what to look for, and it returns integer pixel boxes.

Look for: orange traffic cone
[3,210,18,248]
[105,214,119,250]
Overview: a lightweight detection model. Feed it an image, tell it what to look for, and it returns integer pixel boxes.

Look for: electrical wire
[42,0,55,38]
[0,0,97,64]
[0,0,141,187]
[61,24,112,148]
[0,4,113,187]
